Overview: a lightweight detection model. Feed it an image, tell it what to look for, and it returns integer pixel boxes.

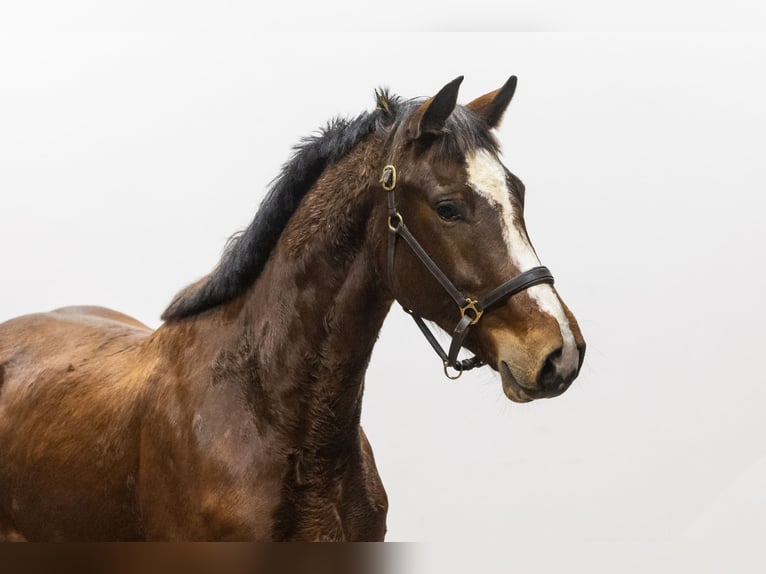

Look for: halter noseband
[381,164,555,380]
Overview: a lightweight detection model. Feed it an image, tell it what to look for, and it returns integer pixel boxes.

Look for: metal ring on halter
[388,212,403,232]
[443,361,463,380]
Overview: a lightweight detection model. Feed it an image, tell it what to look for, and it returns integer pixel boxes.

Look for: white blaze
[465,149,579,377]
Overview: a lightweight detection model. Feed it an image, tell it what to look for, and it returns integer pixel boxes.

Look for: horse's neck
[236,241,390,453]
[171,141,391,458]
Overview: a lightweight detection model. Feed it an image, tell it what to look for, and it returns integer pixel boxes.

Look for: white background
[1,3,765,571]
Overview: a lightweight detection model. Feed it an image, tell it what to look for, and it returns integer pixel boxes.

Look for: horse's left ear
[467,75,518,128]
[407,76,464,140]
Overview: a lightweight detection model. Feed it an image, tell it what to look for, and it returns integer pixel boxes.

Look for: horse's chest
[140,381,387,540]
[272,455,388,541]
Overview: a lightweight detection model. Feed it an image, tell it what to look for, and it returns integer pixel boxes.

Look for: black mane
[161,89,497,321]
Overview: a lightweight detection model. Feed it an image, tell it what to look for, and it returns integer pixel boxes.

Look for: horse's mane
[161,88,498,321]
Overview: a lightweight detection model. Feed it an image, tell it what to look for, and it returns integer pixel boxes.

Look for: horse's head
[378,76,585,402]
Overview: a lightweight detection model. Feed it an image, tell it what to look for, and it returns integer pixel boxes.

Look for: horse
[0,76,585,541]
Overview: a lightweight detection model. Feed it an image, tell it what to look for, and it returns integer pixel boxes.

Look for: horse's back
[0,306,154,540]
[46,305,152,329]
[0,305,151,369]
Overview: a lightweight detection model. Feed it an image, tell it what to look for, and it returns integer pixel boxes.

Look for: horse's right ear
[406,76,464,140]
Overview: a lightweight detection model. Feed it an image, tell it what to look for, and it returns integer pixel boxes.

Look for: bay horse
[0,76,585,541]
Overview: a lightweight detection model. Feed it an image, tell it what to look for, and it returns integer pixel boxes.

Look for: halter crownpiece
[381,164,555,379]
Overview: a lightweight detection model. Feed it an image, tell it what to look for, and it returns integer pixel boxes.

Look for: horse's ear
[466,75,517,128]
[407,76,464,140]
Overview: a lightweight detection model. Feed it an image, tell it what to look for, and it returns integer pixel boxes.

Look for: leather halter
[381,164,555,379]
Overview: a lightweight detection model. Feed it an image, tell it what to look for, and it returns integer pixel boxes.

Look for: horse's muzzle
[499,342,585,402]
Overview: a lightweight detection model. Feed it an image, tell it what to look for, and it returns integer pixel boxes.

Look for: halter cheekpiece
[381,164,555,379]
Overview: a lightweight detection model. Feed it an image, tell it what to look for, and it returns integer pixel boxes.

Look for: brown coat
[0,77,584,541]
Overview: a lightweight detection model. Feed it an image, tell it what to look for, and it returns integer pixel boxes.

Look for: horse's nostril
[537,348,562,391]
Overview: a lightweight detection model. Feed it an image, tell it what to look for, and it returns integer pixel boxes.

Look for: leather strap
[405,308,486,373]
[403,266,554,372]
[477,265,554,311]
[447,266,554,367]
[404,308,449,364]
[396,223,468,308]
[448,313,475,367]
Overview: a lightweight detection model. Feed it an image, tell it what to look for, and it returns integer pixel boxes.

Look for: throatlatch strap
[405,308,449,364]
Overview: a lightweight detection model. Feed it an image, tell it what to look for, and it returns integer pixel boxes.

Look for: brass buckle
[381,165,397,191]
[460,298,483,325]
[443,361,463,380]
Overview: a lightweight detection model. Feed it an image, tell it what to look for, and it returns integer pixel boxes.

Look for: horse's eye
[435,202,462,222]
